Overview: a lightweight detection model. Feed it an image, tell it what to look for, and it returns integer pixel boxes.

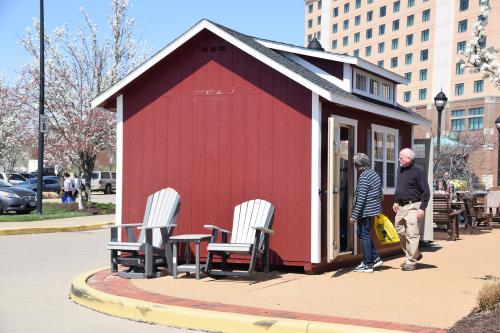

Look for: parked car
[0,172,8,181]
[0,179,37,214]
[16,177,61,193]
[91,171,116,194]
[8,173,34,186]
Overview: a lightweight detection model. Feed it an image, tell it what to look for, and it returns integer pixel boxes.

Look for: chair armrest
[450,209,464,216]
[204,224,231,234]
[107,223,142,229]
[252,226,274,235]
[138,224,177,230]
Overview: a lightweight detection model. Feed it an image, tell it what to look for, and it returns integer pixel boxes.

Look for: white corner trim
[343,64,352,92]
[283,52,347,92]
[311,93,321,264]
[116,95,123,237]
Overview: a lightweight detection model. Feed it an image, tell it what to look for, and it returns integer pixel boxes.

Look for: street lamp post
[434,90,448,155]
[495,117,500,185]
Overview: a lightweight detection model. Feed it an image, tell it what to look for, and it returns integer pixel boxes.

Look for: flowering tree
[16,0,147,203]
[0,76,32,176]
[461,0,500,88]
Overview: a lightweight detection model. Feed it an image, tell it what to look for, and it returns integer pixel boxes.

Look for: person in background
[63,172,75,201]
[350,153,383,273]
[393,148,430,271]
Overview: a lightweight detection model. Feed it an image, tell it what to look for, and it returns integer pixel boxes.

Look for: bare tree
[16,0,147,204]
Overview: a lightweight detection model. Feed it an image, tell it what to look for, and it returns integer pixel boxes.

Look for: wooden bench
[433,193,462,241]
[463,197,492,230]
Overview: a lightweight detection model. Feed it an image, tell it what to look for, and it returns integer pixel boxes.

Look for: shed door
[327,116,340,261]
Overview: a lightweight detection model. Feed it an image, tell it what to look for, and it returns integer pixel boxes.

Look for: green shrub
[477,280,500,312]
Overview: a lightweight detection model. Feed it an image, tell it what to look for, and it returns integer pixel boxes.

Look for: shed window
[372,125,399,192]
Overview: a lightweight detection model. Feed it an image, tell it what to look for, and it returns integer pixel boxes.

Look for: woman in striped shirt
[350,153,383,273]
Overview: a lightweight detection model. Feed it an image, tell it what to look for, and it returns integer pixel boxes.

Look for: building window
[308,19,313,29]
[366,28,373,39]
[460,0,469,11]
[379,24,386,35]
[407,15,414,27]
[308,4,314,13]
[456,61,465,75]
[392,38,399,49]
[343,36,349,46]
[333,23,338,33]
[378,42,385,53]
[451,110,466,131]
[308,34,313,43]
[368,0,373,3]
[457,41,466,53]
[458,20,468,33]
[355,15,361,25]
[356,73,367,91]
[403,91,411,102]
[404,72,412,82]
[316,31,321,39]
[391,57,398,68]
[419,88,427,100]
[343,19,349,30]
[408,0,415,7]
[393,1,400,12]
[365,46,372,56]
[392,19,400,31]
[380,5,387,17]
[356,0,362,9]
[371,125,398,190]
[344,2,350,13]
[377,60,384,67]
[354,32,360,43]
[318,0,322,10]
[317,16,322,25]
[405,53,413,65]
[332,40,338,49]
[369,78,379,95]
[422,9,430,22]
[419,69,428,80]
[421,29,429,42]
[367,10,373,22]
[354,49,360,57]
[420,49,429,61]
[473,80,484,93]
[479,36,487,48]
[333,7,339,17]
[468,107,484,130]
[406,34,413,46]
[455,83,464,96]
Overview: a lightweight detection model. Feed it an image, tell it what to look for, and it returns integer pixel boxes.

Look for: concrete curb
[0,222,113,236]
[70,268,408,333]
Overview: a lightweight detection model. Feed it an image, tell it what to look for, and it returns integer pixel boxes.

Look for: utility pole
[36,0,45,214]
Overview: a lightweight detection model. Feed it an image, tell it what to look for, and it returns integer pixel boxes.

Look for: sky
[0,0,306,81]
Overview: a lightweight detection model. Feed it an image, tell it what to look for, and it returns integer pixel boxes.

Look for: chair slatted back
[137,188,180,248]
[433,193,451,224]
[230,199,275,246]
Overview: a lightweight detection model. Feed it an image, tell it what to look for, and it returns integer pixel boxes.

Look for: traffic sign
[39,115,49,133]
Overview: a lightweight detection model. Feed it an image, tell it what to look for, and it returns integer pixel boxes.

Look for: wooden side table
[170,234,211,279]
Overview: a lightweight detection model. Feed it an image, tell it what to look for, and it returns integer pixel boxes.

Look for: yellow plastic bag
[373,213,400,245]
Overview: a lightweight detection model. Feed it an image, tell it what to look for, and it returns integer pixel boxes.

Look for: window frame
[371,124,399,194]
[352,68,395,104]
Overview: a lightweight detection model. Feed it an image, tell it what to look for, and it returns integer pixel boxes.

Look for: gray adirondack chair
[107,188,180,278]
[203,199,275,279]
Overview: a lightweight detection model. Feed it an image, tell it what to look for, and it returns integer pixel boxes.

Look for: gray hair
[353,153,370,171]
[400,148,415,160]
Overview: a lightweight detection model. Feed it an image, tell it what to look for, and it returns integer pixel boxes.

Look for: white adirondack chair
[203,199,275,279]
[107,188,180,279]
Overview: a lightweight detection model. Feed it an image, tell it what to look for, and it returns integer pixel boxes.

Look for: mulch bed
[448,308,500,333]
[47,202,114,215]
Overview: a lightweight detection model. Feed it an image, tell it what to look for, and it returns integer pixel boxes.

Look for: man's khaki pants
[395,202,422,266]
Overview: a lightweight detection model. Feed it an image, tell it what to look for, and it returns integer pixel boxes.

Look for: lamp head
[434,90,448,112]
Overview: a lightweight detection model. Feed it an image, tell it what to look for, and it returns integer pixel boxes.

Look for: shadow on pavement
[416,263,438,270]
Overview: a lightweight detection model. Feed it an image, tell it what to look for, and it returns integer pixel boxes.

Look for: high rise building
[305,0,500,187]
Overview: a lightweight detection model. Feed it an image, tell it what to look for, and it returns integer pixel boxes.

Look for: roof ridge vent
[307,37,324,51]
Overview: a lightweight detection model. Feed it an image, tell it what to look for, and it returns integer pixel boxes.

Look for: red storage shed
[92,19,431,273]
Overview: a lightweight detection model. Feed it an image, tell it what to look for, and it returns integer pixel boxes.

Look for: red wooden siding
[121,30,312,266]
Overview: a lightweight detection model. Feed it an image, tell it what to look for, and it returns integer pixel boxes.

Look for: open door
[327,116,340,262]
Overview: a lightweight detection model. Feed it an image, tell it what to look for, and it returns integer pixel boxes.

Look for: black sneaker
[373,257,383,268]
[353,264,374,273]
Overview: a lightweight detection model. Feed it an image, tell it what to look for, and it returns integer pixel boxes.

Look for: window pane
[386,134,396,161]
[374,132,384,160]
[374,161,383,179]
[386,162,396,187]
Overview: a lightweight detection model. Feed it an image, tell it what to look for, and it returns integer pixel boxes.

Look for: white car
[90,171,116,194]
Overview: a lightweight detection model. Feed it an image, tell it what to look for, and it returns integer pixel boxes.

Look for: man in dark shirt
[393,148,430,271]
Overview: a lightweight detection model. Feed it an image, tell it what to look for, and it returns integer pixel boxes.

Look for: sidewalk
[70,229,500,333]
[0,214,114,235]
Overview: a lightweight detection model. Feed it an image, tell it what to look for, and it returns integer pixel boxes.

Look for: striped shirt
[351,168,382,220]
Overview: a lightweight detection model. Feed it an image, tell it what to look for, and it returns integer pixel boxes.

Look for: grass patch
[477,279,500,312]
[0,202,115,223]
